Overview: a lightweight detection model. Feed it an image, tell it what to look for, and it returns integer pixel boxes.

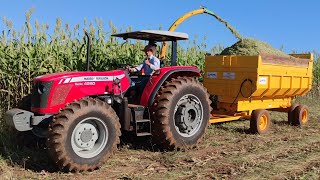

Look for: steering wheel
[109,61,132,69]
[120,64,138,75]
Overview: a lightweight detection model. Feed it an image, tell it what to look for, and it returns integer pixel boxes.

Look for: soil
[0,97,319,179]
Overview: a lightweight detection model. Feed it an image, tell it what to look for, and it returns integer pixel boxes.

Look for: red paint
[140,66,200,106]
[32,70,130,114]
[31,66,200,115]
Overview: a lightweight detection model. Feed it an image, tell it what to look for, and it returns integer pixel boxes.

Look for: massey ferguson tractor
[5,30,211,172]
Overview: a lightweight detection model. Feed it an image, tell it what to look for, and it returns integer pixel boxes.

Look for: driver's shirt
[135,55,160,75]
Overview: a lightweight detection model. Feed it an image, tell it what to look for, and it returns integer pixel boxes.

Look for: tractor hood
[34,70,127,82]
[31,70,131,114]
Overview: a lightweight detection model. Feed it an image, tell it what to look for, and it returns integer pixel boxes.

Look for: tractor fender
[141,66,200,107]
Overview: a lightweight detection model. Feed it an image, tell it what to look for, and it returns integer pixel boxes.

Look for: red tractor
[5,30,211,172]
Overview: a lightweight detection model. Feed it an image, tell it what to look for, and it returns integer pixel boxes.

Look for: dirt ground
[0,97,319,180]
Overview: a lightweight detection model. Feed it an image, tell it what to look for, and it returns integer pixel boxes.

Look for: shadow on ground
[119,132,164,152]
[213,122,252,134]
[0,130,58,173]
[0,120,294,173]
[0,130,162,173]
[272,120,290,126]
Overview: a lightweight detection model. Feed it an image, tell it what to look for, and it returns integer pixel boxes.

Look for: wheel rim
[174,94,204,137]
[301,108,308,124]
[259,114,268,131]
[71,117,108,159]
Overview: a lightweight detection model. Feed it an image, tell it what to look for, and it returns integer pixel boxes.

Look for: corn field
[0,10,215,117]
[0,9,319,121]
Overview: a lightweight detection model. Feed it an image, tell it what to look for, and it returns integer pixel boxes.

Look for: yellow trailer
[204,53,313,134]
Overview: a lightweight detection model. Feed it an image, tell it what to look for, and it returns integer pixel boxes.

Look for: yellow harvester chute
[159,7,242,60]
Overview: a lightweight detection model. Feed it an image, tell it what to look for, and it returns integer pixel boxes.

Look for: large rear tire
[152,77,211,149]
[47,98,121,172]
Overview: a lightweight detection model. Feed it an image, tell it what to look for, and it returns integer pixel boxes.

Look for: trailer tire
[47,98,121,172]
[250,109,271,134]
[152,77,211,149]
[288,104,299,125]
[293,105,309,127]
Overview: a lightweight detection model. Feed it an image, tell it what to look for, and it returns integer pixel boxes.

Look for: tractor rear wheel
[152,77,211,149]
[47,98,121,172]
[250,109,271,134]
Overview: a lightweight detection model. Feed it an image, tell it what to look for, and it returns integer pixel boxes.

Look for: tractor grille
[31,81,53,108]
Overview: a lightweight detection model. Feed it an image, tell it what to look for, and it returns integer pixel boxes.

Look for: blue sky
[1,0,319,53]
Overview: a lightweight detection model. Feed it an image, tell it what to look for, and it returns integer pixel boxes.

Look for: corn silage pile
[220,38,291,58]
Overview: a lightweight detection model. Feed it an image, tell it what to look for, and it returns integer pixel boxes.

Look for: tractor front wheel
[47,98,121,172]
[152,77,211,149]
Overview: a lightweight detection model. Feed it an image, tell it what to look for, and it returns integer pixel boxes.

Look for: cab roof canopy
[111,30,189,42]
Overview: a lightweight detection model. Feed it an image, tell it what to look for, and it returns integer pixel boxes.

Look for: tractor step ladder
[129,104,152,136]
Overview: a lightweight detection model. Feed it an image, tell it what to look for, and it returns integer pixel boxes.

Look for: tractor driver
[129,44,160,75]
[128,44,160,101]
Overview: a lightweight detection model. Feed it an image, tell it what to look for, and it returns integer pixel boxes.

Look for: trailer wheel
[250,109,271,134]
[152,77,211,149]
[47,98,121,172]
[288,104,299,125]
[293,105,309,127]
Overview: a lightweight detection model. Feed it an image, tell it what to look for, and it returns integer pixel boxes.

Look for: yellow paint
[301,108,308,124]
[209,115,242,123]
[159,8,205,59]
[217,97,292,111]
[259,114,268,131]
[204,54,313,113]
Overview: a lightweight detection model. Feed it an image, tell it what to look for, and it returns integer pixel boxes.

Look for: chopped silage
[220,38,291,58]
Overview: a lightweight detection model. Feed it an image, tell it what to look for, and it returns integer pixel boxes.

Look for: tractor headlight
[32,80,53,108]
[38,84,47,94]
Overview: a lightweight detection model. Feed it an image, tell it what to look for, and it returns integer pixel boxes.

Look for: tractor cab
[111,30,190,104]
[111,30,189,67]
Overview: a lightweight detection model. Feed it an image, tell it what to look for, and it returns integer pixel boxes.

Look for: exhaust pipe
[84,31,91,71]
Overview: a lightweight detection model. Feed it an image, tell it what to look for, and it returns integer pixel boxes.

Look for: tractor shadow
[0,130,162,174]
[1,121,293,173]
[0,130,58,173]
[119,132,162,152]
[213,122,252,135]
[212,119,291,135]
[272,120,290,126]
